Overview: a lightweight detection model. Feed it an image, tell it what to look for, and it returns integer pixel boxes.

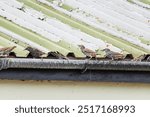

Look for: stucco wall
[0,80,150,100]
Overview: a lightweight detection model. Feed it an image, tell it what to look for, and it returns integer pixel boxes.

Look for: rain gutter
[0,58,150,71]
[1,58,150,83]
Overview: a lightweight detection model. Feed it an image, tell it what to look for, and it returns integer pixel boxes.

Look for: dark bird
[49,51,68,59]
[25,47,45,58]
[0,46,16,57]
[102,48,125,60]
[78,45,97,59]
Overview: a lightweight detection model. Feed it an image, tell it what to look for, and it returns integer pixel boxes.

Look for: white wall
[0,80,150,100]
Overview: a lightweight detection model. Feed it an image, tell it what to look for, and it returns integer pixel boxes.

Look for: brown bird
[102,48,125,60]
[0,46,16,57]
[133,55,146,61]
[25,47,45,58]
[78,45,97,59]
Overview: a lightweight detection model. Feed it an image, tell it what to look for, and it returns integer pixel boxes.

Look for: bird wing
[5,46,16,52]
[84,48,95,53]
[0,46,16,52]
[0,47,9,51]
[83,48,96,57]
[112,52,125,59]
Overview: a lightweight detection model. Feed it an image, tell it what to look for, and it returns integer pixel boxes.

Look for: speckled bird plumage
[102,48,125,60]
[25,47,45,58]
[78,45,97,58]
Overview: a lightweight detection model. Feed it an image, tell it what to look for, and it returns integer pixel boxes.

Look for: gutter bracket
[0,59,10,71]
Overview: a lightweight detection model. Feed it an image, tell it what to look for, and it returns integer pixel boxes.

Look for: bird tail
[95,49,99,53]
[96,53,101,55]
[11,46,16,49]
[9,46,17,51]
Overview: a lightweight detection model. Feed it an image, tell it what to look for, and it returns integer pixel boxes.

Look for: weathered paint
[0,0,150,58]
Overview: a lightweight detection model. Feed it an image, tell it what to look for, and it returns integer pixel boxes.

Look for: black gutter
[0,58,150,83]
[0,69,150,83]
[0,58,150,71]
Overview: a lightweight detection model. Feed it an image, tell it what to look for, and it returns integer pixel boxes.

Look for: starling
[78,45,97,59]
[133,55,146,61]
[0,46,16,57]
[25,47,45,58]
[102,48,125,60]
[49,51,68,59]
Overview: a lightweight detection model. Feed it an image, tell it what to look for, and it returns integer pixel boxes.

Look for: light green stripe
[139,0,150,5]
[17,0,149,57]
[0,17,72,56]
[0,36,29,57]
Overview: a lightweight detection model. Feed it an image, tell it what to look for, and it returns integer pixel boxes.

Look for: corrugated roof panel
[0,0,150,60]
[0,36,29,57]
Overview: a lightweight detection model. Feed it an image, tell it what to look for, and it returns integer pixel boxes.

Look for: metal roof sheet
[0,0,150,61]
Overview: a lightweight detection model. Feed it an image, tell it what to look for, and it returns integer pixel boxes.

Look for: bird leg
[88,56,92,60]
[81,60,89,73]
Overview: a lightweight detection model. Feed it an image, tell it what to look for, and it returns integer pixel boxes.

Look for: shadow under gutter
[0,58,150,83]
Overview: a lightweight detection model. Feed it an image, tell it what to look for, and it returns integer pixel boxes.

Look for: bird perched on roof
[25,47,45,58]
[133,55,146,61]
[49,51,68,60]
[0,46,16,57]
[78,45,97,59]
[102,48,125,60]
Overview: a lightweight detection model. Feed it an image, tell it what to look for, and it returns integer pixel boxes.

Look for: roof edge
[0,58,150,71]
